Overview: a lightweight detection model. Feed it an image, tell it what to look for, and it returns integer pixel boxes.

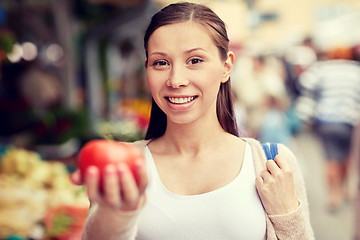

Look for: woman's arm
[245,138,314,239]
[71,143,148,240]
[255,145,299,215]
[264,144,314,239]
[82,198,145,240]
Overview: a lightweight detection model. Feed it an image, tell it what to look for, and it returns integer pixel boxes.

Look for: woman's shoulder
[242,138,304,191]
[127,139,151,151]
[241,137,298,169]
[242,137,295,157]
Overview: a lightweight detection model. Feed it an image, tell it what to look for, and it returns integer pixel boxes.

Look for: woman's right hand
[71,157,148,212]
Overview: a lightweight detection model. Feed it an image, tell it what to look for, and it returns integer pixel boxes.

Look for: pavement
[289,130,357,240]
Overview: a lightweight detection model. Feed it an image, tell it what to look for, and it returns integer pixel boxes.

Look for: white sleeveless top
[136,142,266,240]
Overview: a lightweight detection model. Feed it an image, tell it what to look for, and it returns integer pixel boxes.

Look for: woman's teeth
[168,96,195,104]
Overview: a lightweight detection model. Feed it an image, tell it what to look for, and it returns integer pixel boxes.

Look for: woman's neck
[159,118,230,156]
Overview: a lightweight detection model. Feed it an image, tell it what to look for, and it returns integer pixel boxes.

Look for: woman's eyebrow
[149,48,207,57]
[149,51,167,57]
[185,47,207,54]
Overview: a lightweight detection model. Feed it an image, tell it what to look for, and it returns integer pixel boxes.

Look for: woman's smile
[165,95,198,111]
[166,96,197,104]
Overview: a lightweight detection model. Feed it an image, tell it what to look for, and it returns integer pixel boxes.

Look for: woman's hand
[255,154,299,215]
[70,157,148,212]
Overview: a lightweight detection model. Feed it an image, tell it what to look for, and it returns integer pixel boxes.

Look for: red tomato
[77,139,143,186]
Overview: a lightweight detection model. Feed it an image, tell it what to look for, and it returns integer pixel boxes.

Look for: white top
[136,142,266,240]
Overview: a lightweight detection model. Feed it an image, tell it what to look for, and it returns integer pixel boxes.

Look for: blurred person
[281,43,318,137]
[353,120,360,240]
[71,2,314,240]
[353,44,360,62]
[259,95,292,146]
[282,41,318,101]
[232,54,288,139]
[297,46,360,212]
[353,119,360,239]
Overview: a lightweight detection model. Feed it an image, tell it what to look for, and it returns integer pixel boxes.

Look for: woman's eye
[152,60,169,66]
[188,58,203,65]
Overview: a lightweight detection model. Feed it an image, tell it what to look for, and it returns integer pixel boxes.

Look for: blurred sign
[313,11,360,50]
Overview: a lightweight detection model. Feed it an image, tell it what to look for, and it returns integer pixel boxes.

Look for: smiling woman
[145,24,236,138]
[73,2,315,240]
[145,21,233,126]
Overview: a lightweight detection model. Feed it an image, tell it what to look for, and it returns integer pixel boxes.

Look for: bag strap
[261,143,278,160]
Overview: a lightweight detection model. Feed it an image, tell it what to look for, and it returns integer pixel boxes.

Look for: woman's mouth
[166,96,197,104]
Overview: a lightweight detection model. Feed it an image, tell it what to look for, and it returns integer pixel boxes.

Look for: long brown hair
[144,2,239,139]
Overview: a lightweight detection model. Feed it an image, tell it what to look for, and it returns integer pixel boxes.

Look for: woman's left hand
[255,154,299,215]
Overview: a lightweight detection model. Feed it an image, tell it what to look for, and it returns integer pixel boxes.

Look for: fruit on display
[43,205,88,240]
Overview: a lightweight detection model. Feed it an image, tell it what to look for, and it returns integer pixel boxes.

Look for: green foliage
[0,31,15,53]
[46,212,74,237]
[33,107,89,145]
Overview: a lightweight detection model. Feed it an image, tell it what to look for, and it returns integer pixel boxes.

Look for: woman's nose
[167,65,189,88]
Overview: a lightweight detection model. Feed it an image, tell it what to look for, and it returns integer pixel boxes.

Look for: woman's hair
[144,2,239,139]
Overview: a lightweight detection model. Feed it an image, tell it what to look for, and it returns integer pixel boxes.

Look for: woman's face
[146,21,233,125]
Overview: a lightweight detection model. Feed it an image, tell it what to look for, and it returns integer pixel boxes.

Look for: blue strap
[261,143,278,160]
[270,143,278,160]
[261,144,272,160]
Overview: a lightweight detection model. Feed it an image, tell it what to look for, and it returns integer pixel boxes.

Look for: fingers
[118,163,140,208]
[260,155,293,184]
[265,159,280,175]
[273,154,291,171]
[83,161,148,211]
[256,153,298,215]
[69,170,82,185]
[103,164,121,208]
[259,168,272,183]
[265,154,291,174]
[85,166,101,203]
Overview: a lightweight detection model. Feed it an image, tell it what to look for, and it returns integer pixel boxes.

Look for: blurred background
[0,0,360,239]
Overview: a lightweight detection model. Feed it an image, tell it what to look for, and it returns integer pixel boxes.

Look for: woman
[73,2,314,239]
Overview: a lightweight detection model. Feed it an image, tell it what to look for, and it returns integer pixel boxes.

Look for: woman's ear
[144,58,148,68]
[221,51,235,83]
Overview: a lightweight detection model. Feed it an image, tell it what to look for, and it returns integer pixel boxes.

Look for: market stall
[0,146,89,240]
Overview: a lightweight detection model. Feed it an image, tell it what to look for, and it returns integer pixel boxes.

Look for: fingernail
[134,158,143,169]
[87,166,98,175]
[105,164,116,174]
[70,172,80,184]
[117,162,126,174]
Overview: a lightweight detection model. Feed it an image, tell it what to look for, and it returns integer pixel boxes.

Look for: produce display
[0,147,89,240]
